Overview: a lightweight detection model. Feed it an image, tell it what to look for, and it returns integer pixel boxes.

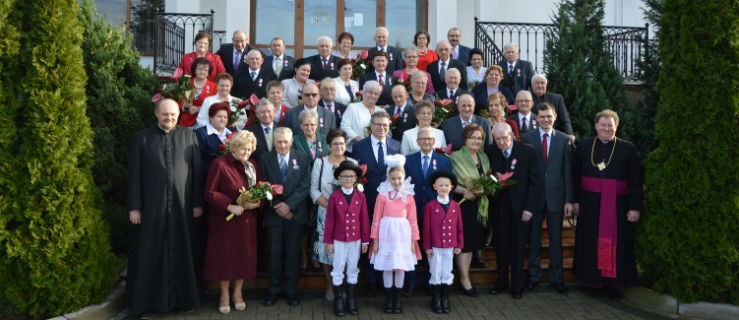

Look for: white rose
[356,184,364,192]
[490,174,498,182]
[266,192,273,201]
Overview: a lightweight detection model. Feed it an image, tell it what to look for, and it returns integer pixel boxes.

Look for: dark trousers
[528,206,564,284]
[493,206,530,293]
[266,221,303,294]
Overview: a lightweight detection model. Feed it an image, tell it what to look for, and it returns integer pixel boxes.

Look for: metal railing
[474,18,649,81]
[154,11,215,76]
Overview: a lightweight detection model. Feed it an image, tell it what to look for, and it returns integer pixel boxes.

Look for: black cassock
[573,138,642,288]
[126,125,203,315]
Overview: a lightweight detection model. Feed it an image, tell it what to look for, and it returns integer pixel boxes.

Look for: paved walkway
[112,286,672,319]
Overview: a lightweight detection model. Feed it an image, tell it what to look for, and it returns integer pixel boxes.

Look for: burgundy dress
[203,153,259,280]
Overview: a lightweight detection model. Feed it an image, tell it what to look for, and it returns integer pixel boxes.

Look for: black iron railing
[474,18,649,81]
[154,11,215,75]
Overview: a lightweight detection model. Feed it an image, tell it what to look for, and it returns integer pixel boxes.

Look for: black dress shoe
[286,294,300,306]
[402,285,414,297]
[512,291,523,299]
[471,258,487,269]
[263,293,279,306]
[462,287,478,297]
[488,285,508,295]
[366,285,377,297]
[525,281,539,292]
[553,283,569,295]
[606,287,622,301]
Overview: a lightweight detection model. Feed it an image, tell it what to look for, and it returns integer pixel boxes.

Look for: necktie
[449,89,455,97]
[264,127,272,150]
[379,47,384,52]
[542,133,549,163]
[377,141,385,168]
[378,74,384,86]
[462,121,469,128]
[326,102,333,112]
[264,127,270,134]
[453,46,458,60]
[422,155,430,178]
[234,51,241,70]
[394,107,401,116]
[322,58,327,71]
[521,117,528,133]
[279,155,288,181]
[509,63,514,75]
[503,150,510,159]
[251,71,257,81]
[440,61,447,81]
[275,57,282,75]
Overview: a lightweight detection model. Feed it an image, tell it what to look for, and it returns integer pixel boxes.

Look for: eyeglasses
[302,93,318,97]
[417,137,434,141]
[372,123,389,128]
[467,136,484,141]
[195,67,210,72]
[339,175,357,179]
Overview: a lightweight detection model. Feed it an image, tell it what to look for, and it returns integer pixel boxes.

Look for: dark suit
[531,92,574,136]
[232,65,277,99]
[259,149,311,295]
[440,115,492,151]
[522,129,572,285]
[427,59,468,93]
[485,141,543,295]
[472,84,515,113]
[308,54,341,81]
[507,113,538,136]
[498,59,535,95]
[366,46,404,74]
[359,71,397,106]
[216,43,253,76]
[283,105,337,136]
[436,87,468,116]
[453,44,472,65]
[244,123,274,162]
[320,99,347,125]
[193,126,226,176]
[264,54,296,80]
[385,102,417,142]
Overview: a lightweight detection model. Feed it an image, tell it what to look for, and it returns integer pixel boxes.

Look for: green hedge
[0,0,117,317]
[639,0,739,304]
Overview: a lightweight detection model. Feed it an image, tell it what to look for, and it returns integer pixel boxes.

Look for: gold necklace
[591,138,617,171]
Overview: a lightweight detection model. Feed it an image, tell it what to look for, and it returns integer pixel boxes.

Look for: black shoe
[489,285,508,295]
[392,287,402,314]
[462,286,478,297]
[440,284,451,313]
[383,287,394,314]
[471,258,487,269]
[431,285,443,314]
[366,284,377,297]
[333,285,345,317]
[263,293,279,306]
[606,287,622,301]
[346,284,359,316]
[402,285,414,297]
[512,291,523,299]
[525,281,539,292]
[553,283,569,295]
[286,294,300,306]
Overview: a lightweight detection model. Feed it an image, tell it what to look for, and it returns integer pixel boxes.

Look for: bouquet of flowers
[351,90,363,103]
[150,68,194,104]
[434,143,454,156]
[351,50,369,81]
[397,76,412,93]
[459,171,516,205]
[227,182,284,221]
[230,93,260,128]
[431,98,455,128]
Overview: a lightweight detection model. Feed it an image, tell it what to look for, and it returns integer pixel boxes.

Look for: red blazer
[423,199,464,250]
[177,52,227,82]
[178,80,217,127]
[323,188,370,244]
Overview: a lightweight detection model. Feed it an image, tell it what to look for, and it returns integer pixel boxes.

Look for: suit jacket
[385,102,417,142]
[454,44,472,65]
[244,124,274,162]
[323,189,370,243]
[264,54,296,80]
[283,105,337,136]
[320,99,347,125]
[440,115,492,151]
[522,129,573,211]
[498,59,535,94]
[436,87,468,116]
[232,65,277,99]
[359,71,397,106]
[423,200,464,249]
[292,133,329,162]
[194,126,228,176]
[215,43,253,76]
[472,83,515,114]
[485,141,544,219]
[405,151,453,218]
[427,59,468,93]
[531,92,574,136]
[259,150,312,225]
[366,46,404,74]
[308,54,341,81]
[351,136,400,216]
[507,113,538,136]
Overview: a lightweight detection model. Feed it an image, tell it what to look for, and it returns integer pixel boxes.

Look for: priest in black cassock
[126,99,204,318]
[573,109,642,300]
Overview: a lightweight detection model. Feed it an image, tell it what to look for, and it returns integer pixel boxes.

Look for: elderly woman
[281,58,316,108]
[466,48,486,90]
[293,109,329,162]
[407,71,435,105]
[266,80,291,125]
[400,100,447,155]
[450,124,491,298]
[573,109,642,300]
[197,73,247,130]
[179,57,218,128]
[195,102,233,174]
[486,92,521,141]
[177,31,226,81]
[333,59,360,105]
[472,65,514,113]
[414,31,438,72]
[203,130,261,314]
[332,32,360,60]
[310,129,358,301]
[393,47,435,94]
[340,80,382,152]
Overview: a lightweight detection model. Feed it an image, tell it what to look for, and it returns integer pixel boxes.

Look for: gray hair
[491,122,513,137]
[370,108,390,124]
[436,40,452,50]
[375,27,389,37]
[503,42,519,51]
[232,30,247,39]
[298,109,318,124]
[362,80,382,93]
[516,90,533,101]
[531,73,548,83]
[273,126,293,140]
[404,46,420,57]
[410,71,427,81]
[445,68,461,78]
[317,36,333,46]
[417,126,435,138]
[256,97,273,111]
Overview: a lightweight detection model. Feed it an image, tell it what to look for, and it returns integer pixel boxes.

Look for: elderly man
[350,109,400,295]
[521,103,573,295]
[319,77,347,124]
[126,99,203,318]
[233,49,277,99]
[427,40,468,93]
[283,83,336,135]
[403,127,453,295]
[497,43,535,94]
[359,51,397,106]
[507,90,538,135]
[485,122,543,300]
[259,127,311,307]
[244,98,277,161]
[530,74,575,140]
[447,27,472,65]
[309,36,341,81]
[440,93,491,150]
[366,27,404,73]
[216,30,252,76]
[386,84,416,141]
[435,68,468,106]
[264,37,296,80]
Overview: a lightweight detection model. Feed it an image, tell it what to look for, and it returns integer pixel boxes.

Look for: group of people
[125,25,643,319]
